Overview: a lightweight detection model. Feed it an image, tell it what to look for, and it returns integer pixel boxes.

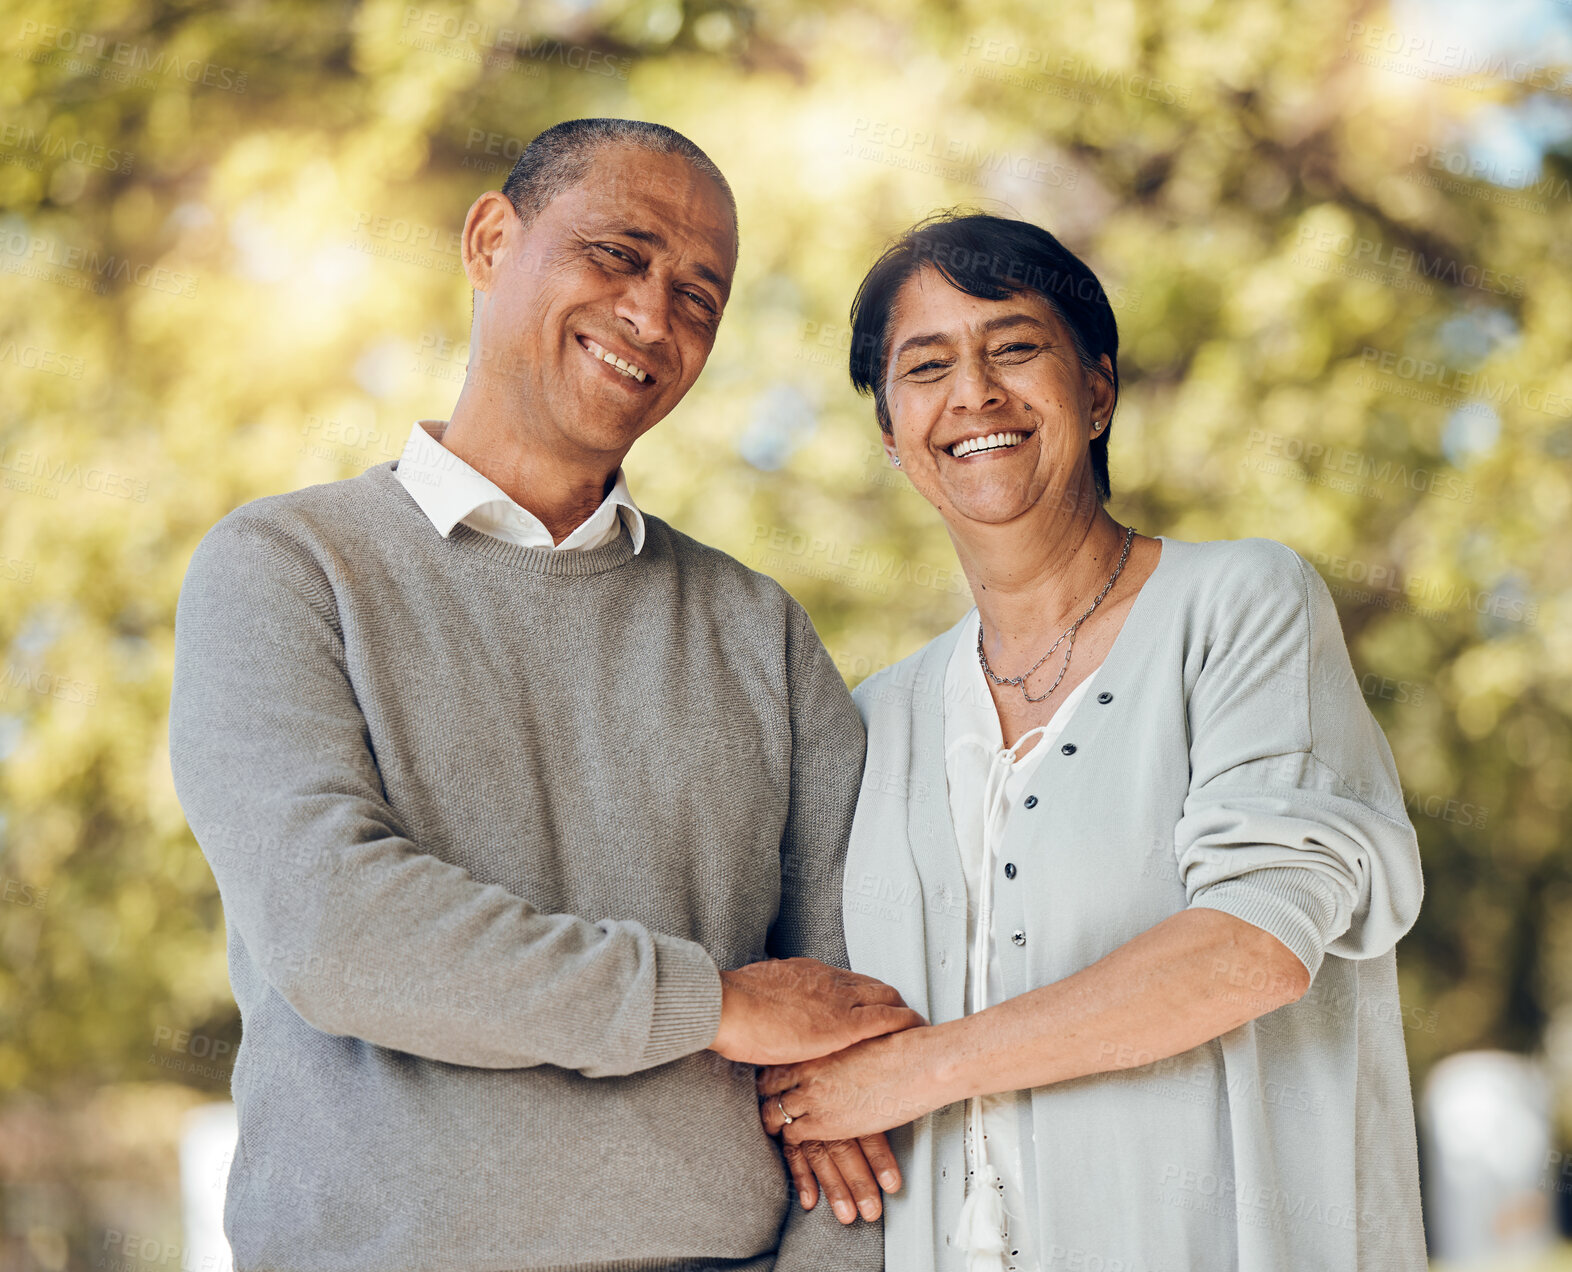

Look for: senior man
[168,118,911,1272]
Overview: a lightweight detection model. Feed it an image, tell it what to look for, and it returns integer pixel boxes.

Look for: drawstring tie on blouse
[951,722,1050,1272]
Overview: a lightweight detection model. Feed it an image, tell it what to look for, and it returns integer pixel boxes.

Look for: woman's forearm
[920,908,1310,1108]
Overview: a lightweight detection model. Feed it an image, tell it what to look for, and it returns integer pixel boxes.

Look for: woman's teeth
[583,338,648,383]
[950,431,1026,458]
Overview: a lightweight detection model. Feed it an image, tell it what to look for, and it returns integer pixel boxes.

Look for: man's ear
[461,190,514,293]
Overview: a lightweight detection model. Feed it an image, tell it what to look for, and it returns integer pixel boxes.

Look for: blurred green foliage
[1,0,1570,1205]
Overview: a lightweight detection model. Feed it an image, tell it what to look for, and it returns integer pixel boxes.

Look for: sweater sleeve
[1173,541,1424,984]
[167,514,722,1077]
[766,598,885,1272]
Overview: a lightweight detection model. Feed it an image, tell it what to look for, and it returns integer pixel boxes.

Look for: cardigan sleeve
[1173,541,1424,983]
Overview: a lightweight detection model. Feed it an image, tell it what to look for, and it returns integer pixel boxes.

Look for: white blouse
[943,608,1099,1272]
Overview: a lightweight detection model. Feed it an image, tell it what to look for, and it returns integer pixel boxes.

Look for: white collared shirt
[944,608,1099,1272]
[393,419,646,553]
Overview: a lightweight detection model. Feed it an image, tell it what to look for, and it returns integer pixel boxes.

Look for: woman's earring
[892,453,902,467]
[1092,419,1103,433]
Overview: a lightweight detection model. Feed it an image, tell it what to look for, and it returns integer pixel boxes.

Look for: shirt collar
[394,419,646,554]
[591,466,646,554]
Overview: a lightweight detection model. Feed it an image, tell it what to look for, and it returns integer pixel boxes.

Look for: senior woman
[756,212,1427,1271]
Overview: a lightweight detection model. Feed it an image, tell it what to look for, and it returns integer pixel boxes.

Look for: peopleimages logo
[1242,429,1473,503]
[1359,347,1572,420]
[0,444,149,502]
[0,124,134,173]
[748,524,968,597]
[1308,550,1537,626]
[1342,19,1572,93]
[1293,225,1525,297]
[847,118,1079,189]
[0,229,199,298]
[16,21,248,91]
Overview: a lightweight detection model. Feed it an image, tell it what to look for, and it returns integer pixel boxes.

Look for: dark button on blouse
[1097,691,1114,704]
[1004,862,1017,879]
[1061,743,1077,755]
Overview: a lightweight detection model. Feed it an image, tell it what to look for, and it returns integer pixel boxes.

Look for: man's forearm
[192,797,726,1074]
[245,841,725,1075]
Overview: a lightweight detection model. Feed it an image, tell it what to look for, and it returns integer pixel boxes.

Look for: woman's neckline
[956,534,1171,750]
[947,608,1103,766]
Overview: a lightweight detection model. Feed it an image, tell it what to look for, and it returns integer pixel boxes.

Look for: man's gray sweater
[167,459,882,1272]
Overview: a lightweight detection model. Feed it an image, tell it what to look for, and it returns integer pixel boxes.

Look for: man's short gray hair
[500,118,737,245]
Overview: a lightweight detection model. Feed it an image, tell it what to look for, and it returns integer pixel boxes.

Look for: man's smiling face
[464,144,737,464]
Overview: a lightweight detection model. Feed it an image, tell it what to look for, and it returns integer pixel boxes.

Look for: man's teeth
[583,338,648,383]
[951,431,1026,458]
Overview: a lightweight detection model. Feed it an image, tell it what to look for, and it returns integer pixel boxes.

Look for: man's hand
[708,957,926,1066]
[781,1134,902,1224]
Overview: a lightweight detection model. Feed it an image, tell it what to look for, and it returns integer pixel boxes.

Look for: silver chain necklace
[977,524,1136,704]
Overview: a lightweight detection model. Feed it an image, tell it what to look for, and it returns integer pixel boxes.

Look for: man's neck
[437,390,623,545]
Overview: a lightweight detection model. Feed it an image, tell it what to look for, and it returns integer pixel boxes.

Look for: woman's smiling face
[880,266,1114,528]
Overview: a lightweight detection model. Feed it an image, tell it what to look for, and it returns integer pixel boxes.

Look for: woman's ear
[1088,353,1116,423]
[881,433,902,468]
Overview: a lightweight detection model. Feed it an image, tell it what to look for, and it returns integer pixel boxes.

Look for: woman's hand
[757,1026,948,1144]
[779,1134,902,1223]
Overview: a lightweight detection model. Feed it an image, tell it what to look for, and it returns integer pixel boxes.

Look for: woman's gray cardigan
[843,535,1427,1272]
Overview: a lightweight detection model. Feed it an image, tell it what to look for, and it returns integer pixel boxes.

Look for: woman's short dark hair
[848,211,1120,502]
